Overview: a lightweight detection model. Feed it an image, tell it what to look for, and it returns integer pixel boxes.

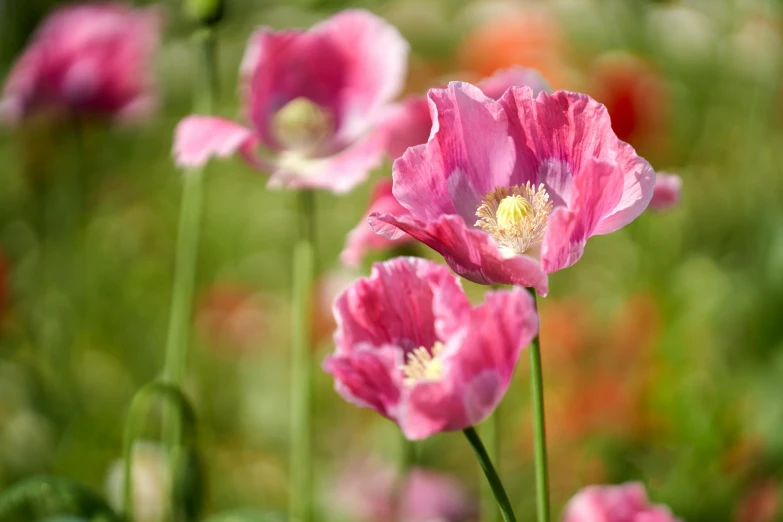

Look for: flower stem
[463,427,516,522]
[158,27,216,519]
[290,190,315,522]
[481,413,500,522]
[526,290,551,522]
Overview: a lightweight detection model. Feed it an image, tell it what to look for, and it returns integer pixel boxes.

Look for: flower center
[475,182,553,256]
[400,341,445,387]
[271,97,333,153]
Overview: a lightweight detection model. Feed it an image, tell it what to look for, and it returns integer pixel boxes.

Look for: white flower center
[400,342,446,387]
[475,182,553,255]
[271,97,333,153]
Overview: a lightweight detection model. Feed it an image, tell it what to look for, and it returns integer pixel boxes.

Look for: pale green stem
[290,190,315,522]
[463,427,516,522]
[526,288,550,522]
[481,413,500,522]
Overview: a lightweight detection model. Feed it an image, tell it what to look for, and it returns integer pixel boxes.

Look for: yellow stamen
[271,97,333,153]
[401,342,446,387]
[475,182,553,256]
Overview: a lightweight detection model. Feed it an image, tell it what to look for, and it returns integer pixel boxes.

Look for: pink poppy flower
[322,257,538,440]
[564,483,681,522]
[648,173,682,211]
[380,66,551,160]
[173,10,409,193]
[340,179,414,267]
[369,82,656,295]
[0,3,161,124]
[329,458,477,522]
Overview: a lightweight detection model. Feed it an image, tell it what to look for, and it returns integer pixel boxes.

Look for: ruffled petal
[332,257,468,355]
[392,82,516,224]
[323,344,402,419]
[267,129,385,193]
[541,160,624,273]
[500,87,655,228]
[648,172,682,211]
[369,212,548,295]
[173,115,264,169]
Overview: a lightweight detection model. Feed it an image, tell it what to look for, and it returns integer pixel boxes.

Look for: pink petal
[340,179,414,267]
[477,66,551,100]
[392,82,516,224]
[323,344,402,418]
[500,87,655,230]
[241,9,408,150]
[564,483,682,522]
[173,115,263,169]
[378,95,432,161]
[541,160,624,273]
[369,212,548,295]
[332,257,468,355]
[648,172,682,211]
[449,288,538,424]
[267,129,385,193]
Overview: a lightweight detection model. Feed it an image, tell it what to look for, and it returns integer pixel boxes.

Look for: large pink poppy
[369,82,656,295]
[323,257,538,440]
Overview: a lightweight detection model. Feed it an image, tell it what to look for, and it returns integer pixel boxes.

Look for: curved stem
[527,289,551,522]
[481,413,500,522]
[290,190,315,522]
[463,427,516,522]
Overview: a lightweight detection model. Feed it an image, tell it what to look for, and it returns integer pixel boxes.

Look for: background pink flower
[173,10,409,193]
[380,66,551,160]
[0,3,161,124]
[370,82,655,295]
[563,483,681,522]
[340,179,415,267]
[648,173,682,211]
[328,458,477,522]
[323,257,538,440]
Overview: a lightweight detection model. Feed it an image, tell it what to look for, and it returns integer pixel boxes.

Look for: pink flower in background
[648,173,682,211]
[380,66,551,160]
[340,179,414,267]
[174,10,409,193]
[369,82,655,295]
[323,257,538,440]
[564,483,681,522]
[329,459,477,522]
[0,3,161,124]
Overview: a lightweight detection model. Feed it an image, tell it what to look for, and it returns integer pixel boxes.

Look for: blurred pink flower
[564,483,681,522]
[329,458,477,522]
[323,257,538,440]
[174,10,409,193]
[380,66,550,160]
[648,173,682,211]
[369,82,655,295]
[340,179,414,268]
[0,3,161,124]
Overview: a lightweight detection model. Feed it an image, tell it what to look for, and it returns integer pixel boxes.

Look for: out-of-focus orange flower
[195,283,265,355]
[589,52,669,159]
[458,6,570,90]
[735,478,780,522]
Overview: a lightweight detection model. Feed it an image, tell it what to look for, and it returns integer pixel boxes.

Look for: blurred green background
[0,0,782,521]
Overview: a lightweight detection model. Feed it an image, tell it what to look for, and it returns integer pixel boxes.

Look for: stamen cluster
[401,341,446,386]
[475,182,553,256]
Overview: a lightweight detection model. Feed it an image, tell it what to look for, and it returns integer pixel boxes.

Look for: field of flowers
[0,0,781,521]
